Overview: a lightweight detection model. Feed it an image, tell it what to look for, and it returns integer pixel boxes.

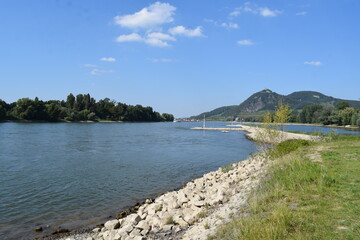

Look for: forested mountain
[0,94,174,122]
[191,89,360,121]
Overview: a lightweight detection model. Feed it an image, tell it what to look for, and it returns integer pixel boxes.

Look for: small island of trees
[0,93,174,122]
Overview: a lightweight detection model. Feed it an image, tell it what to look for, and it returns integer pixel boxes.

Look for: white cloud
[113,3,205,48]
[204,19,238,29]
[114,2,176,29]
[229,8,241,17]
[150,58,173,63]
[169,26,204,37]
[83,64,97,68]
[237,40,255,45]
[116,32,173,47]
[100,57,116,62]
[145,38,170,47]
[90,69,113,75]
[296,11,307,16]
[304,61,322,66]
[230,3,281,18]
[220,22,239,29]
[259,7,281,17]
[116,33,143,42]
[147,32,176,41]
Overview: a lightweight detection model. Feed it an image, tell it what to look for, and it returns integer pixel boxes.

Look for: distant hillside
[191,89,360,121]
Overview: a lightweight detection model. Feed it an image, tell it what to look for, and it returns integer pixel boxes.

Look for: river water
[0,122,358,239]
[0,122,258,239]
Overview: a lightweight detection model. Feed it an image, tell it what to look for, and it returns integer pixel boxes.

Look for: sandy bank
[192,124,320,143]
[235,124,320,143]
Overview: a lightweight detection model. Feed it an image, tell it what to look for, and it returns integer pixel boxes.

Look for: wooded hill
[191,89,360,121]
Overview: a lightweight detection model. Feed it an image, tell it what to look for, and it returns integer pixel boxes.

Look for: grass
[197,210,208,219]
[269,139,313,159]
[209,136,360,240]
[155,204,162,213]
[204,223,210,229]
[166,216,174,225]
[287,130,341,140]
[221,163,235,173]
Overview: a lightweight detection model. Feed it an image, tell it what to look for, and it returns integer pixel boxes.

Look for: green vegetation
[0,93,174,122]
[269,139,313,159]
[255,102,292,146]
[190,89,360,126]
[209,136,360,240]
[295,102,360,127]
[166,217,174,225]
[274,102,292,127]
[221,163,235,173]
[197,210,208,219]
[204,222,210,229]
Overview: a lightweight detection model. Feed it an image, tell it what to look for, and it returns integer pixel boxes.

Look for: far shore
[1,120,359,130]
[0,120,178,124]
[235,121,360,130]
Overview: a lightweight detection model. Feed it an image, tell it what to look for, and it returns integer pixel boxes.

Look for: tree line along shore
[194,101,360,128]
[0,93,174,122]
[288,101,360,127]
[261,101,360,127]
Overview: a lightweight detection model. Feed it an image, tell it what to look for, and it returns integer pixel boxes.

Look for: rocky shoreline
[57,153,269,240]
[52,125,318,240]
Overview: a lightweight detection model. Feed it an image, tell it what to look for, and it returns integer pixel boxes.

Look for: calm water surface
[1,122,358,239]
[0,122,257,239]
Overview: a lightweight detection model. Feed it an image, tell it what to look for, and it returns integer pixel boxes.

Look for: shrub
[270,139,312,158]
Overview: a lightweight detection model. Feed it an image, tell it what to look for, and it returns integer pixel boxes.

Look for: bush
[270,139,312,158]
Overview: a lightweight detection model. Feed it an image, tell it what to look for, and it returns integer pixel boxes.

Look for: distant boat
[221,130,230,133]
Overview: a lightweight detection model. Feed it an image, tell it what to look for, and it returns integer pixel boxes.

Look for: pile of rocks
[61,155,268,240]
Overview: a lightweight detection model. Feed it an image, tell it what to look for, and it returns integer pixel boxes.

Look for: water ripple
[0,122,258,239]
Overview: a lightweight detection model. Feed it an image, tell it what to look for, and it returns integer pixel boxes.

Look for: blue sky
[1,0,359,117]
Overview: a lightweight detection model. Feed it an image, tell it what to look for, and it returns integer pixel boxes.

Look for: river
[0,122,358,239]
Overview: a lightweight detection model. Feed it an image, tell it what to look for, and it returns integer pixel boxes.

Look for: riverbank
[192,124,320,143]
[238,121,360,130]
[209,135,360,239]
[54,126,317,240]
[59,154,269,240]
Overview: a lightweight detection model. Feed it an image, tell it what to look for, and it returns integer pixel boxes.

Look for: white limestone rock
[104,219,120,230]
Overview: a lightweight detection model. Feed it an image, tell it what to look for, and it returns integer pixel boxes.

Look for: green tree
[46,101,63,121]
[0,99,8,120]
[299,104,323,123]
[66,93,75,109]
[95,98,115,120]
[162,113,174,122]
[338,107,357,125]
[263,111,273,124]
[11,98,48,120]
[336,101,350,110]
[74,94,85,111]
[274,102,292,129]
[351,112,360,126]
